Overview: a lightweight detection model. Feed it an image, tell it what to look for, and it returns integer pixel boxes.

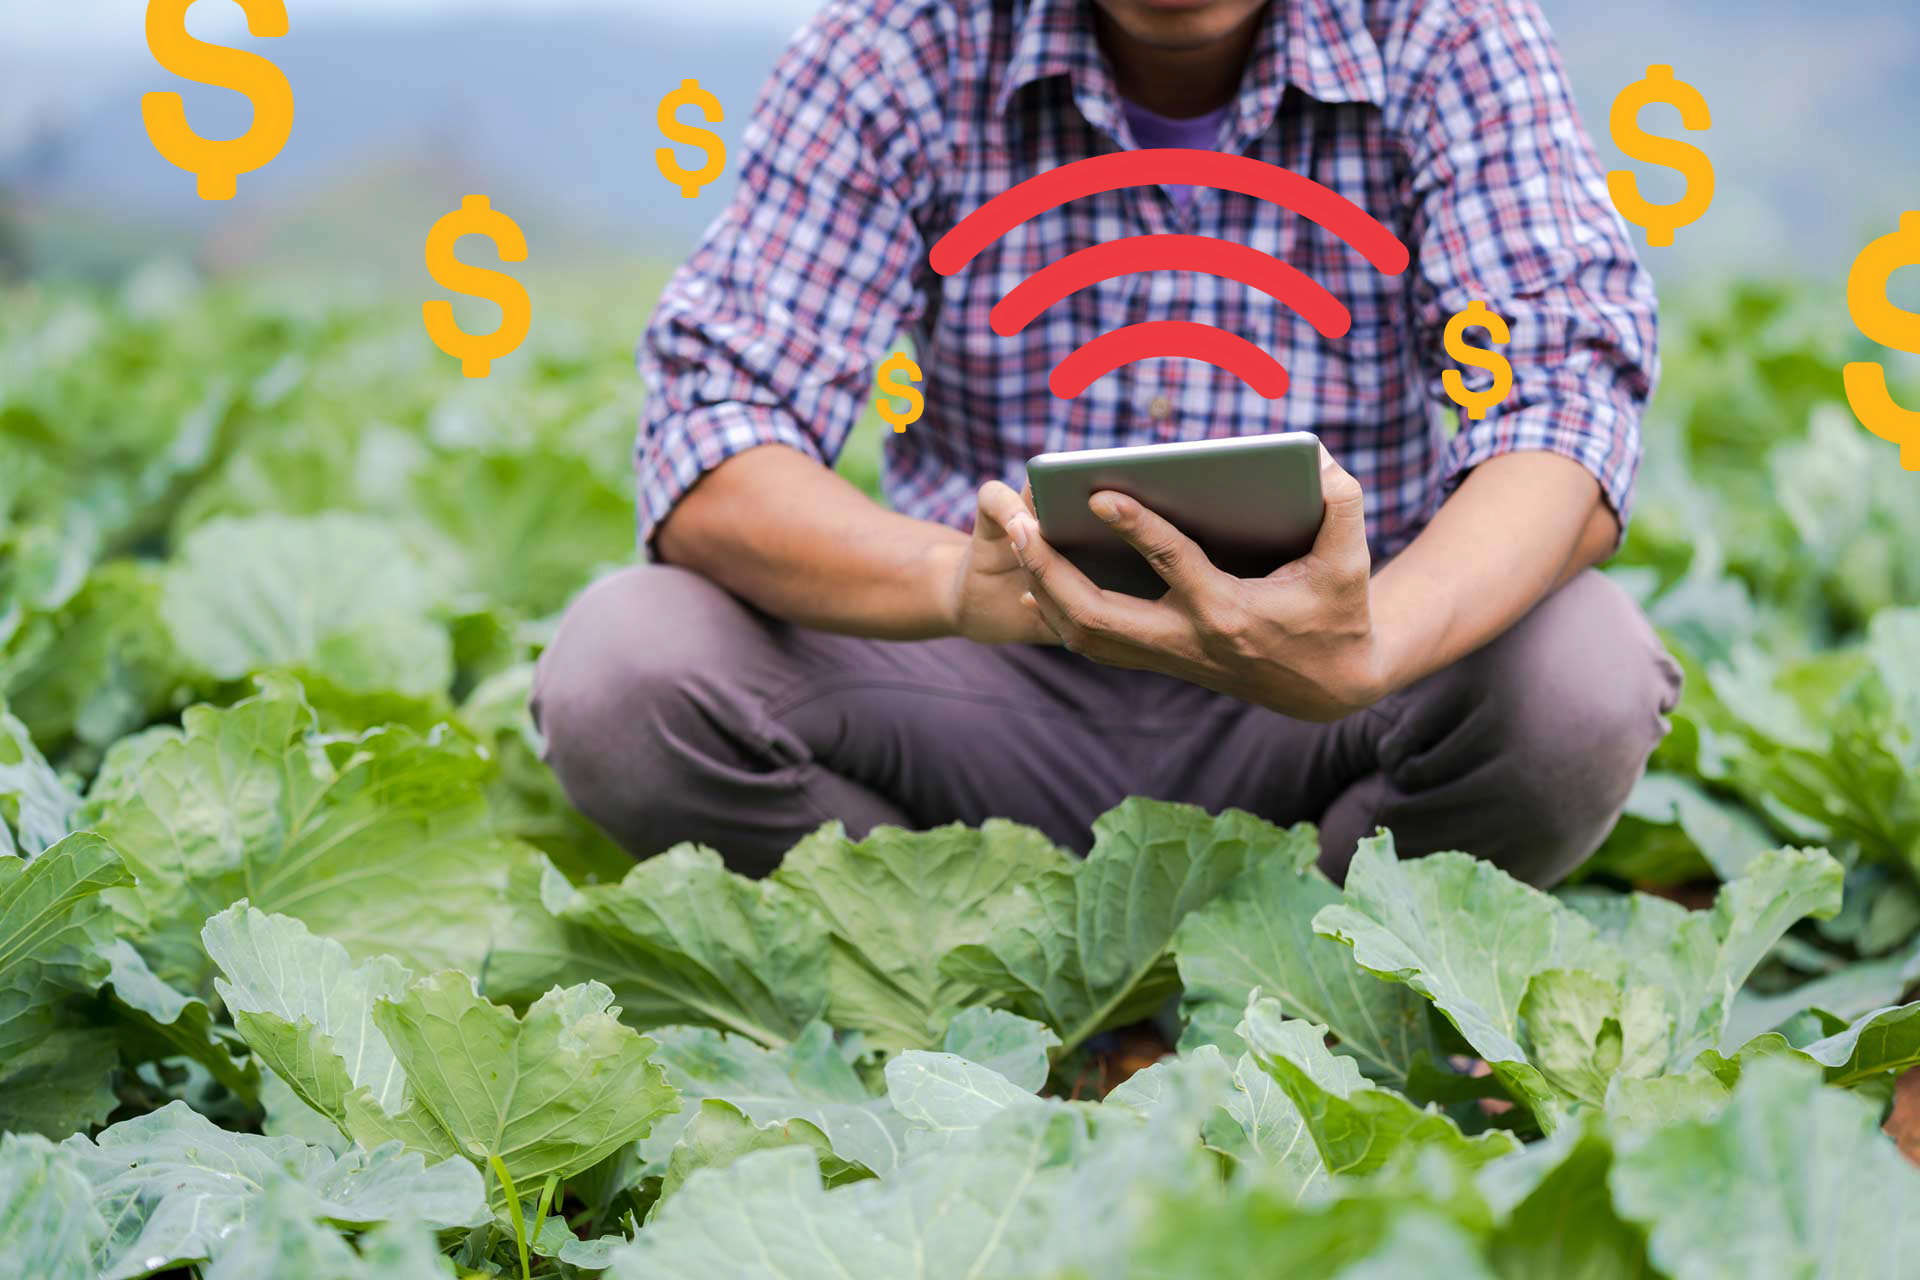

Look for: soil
[1634,878,1718,911]
[1885,1068,1920,1165]
[1066,1022,1177,1099]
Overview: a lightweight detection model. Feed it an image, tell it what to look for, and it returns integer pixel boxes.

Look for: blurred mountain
[0,13,789,276]
[1,0,1914,283]
[1542,0,1920,287]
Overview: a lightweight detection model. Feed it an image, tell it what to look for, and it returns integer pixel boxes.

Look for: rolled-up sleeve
[1401,0,1658,538]
[635,6,943,550]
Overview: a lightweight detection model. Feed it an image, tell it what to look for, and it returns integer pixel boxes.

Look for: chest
[919,86,1422,451]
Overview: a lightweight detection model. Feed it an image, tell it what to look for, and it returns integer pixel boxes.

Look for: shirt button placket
[1145,257,1179,433]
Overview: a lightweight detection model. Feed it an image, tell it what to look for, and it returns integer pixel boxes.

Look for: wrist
[1361,571,1440,699]
[1325,613,1396,715]
[920,538,968,638]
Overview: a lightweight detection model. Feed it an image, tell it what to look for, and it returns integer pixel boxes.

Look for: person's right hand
[942,480,1062,645]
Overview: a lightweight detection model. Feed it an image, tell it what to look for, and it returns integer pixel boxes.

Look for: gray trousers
[532,565,1682,887]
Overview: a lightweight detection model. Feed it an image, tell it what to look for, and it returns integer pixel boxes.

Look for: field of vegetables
[2,262,1918,1278]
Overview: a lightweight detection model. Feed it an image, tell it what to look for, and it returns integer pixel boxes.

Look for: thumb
[1311,448,1370,575]
[975,479,1028,541]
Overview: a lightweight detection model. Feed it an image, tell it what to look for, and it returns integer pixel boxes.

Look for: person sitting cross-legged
[534,0,1683,884]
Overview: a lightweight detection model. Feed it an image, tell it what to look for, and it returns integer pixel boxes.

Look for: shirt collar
[997,0,1126,136]
[996,0,1386,140]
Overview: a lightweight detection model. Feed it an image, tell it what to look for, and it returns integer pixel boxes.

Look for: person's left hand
[980,451,1390,722]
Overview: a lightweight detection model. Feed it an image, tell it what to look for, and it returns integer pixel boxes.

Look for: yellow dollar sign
[1442,302,1513,422]
[1843,211,1920,471]
[1607,64,1715,248]
[656,79,727,199]
[141,0,294,201]
[422,195,532,380]
[874,352,925,432]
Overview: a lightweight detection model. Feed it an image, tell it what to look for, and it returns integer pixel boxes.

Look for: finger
[1021,585,1080,650]
[1024,581,1169,670]
[1310,450,1372,579]
[1024,579,1138,665]
[1087,490,1227,601]
[975,479,1027,541]
[1009,520,1185,652]
[1005,510,1099,613]
[1015,592,1067,646]
[1020,479,1037,517]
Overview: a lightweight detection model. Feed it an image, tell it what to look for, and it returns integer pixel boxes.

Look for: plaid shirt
[637,0,1657,560]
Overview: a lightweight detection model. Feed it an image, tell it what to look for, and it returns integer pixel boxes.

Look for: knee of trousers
[531,564,772,839]
[1400,572,1685,880]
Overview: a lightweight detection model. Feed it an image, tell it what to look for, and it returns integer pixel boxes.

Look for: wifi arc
[929,149,1410,401]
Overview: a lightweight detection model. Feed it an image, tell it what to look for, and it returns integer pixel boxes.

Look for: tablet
[1026,431,1324,598]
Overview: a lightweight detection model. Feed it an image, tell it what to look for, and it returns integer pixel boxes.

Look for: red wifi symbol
[929,150,1410,400]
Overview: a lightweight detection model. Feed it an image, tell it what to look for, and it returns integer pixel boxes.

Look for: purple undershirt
[1119,98,1231,208]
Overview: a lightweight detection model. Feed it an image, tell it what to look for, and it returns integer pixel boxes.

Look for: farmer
[534,0,1681,885]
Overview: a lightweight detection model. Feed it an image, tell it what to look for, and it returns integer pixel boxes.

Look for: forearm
[654,444,965,640]
[1368,451,1618,694]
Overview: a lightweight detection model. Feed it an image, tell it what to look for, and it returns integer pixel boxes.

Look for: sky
[4,0,821,52]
